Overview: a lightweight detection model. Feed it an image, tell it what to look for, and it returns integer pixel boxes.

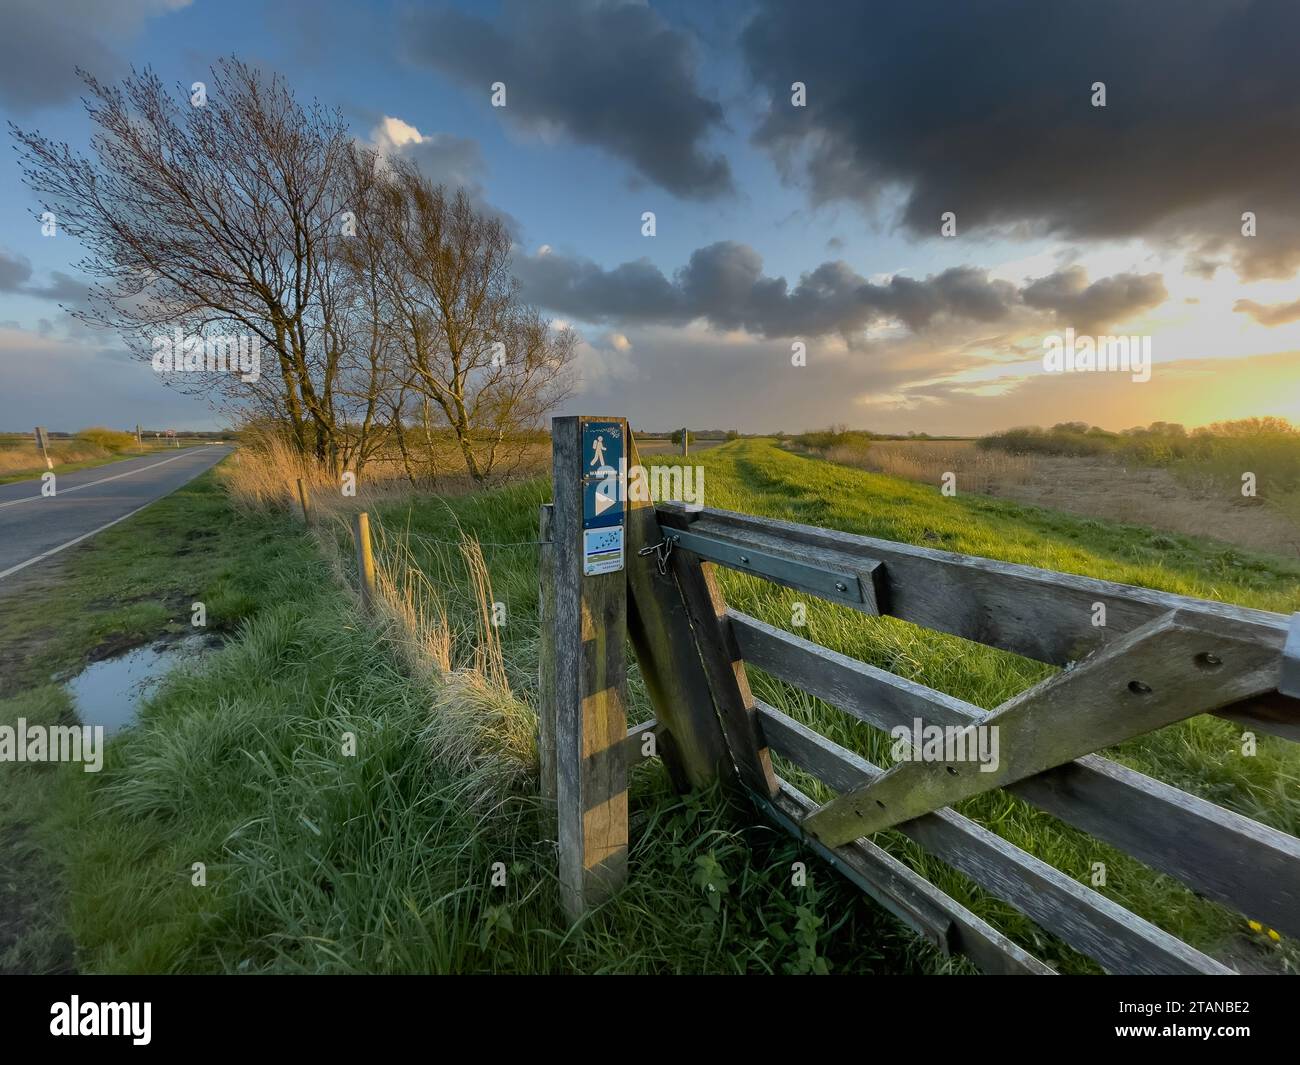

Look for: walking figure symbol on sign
[589,434,609,470]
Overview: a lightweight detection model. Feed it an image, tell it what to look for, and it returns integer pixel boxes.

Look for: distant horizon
[6,409,1292,443]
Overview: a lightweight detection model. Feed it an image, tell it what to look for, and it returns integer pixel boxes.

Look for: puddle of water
[64,634,217,736]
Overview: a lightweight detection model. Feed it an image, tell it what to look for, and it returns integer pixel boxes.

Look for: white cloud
[372,115,426,152]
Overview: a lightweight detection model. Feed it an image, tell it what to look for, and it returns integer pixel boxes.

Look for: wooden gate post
[546,416,629,918]
[624,430,731,789]
[537,503,558,805]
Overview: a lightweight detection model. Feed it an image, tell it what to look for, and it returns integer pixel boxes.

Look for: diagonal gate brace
[804,609,1283,848]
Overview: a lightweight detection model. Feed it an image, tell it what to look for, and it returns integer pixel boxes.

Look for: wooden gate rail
[541,418,1298,973]
[648,504,1299,972]
[758,778,1055,975]
[731,610,1300,938]
[755,700,1231,974]
[655,502,1296,742]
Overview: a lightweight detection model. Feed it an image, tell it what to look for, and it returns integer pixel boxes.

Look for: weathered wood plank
[623,430,731,788]
[758,775,1056,974]
[551,417,629,919]
[805,609,1281,845]
[754,701,1234,974]
[538,504,557,805]
[733,609,1300,938]
[656,503,1295,740]
[1215,691,1300,743]
[669,550,779,798]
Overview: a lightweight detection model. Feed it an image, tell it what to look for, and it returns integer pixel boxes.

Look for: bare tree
[330,143,406,477]
[13,58,575,485]
[11,58,372,471]
[373,163,575,483]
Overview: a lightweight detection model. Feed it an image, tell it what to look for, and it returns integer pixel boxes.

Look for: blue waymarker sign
[582,421,624,529]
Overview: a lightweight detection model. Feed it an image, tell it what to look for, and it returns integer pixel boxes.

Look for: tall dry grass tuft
[350,513,536,794]
[223,431,337,513]
[0,439,110,476]
[459,538,510,694]
[227,437,539,793]
[366,518,453,676]
[847,440,1035,494]
[223,427,549,520]
[822,441,874,467]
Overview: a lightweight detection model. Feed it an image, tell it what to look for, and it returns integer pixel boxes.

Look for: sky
[1,0,1299,434]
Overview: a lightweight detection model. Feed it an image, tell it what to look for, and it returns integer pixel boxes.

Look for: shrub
[76,427,136,451]
[1180,418,1300,495]
[977,424,1116,458]
[979,418,1300,500]
[793,425,874,453]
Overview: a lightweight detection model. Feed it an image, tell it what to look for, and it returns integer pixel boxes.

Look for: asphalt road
[0,445,233,582]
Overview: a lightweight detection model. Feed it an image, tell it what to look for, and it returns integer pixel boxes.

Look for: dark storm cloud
[0,248,34,291]
[741,0,1300,278]
[1022,266,1167,333]
[402,0,732,200]
[0,0,186,114]
[26,271,93,306]
[517,242,1162,339]
[0,248,91,308]
[522,253,685,324]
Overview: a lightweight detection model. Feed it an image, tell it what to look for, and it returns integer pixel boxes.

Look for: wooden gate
[539,417,1300,974]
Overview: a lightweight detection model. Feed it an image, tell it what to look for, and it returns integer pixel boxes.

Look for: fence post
[537,503,558,805]
[34,426,52,470]
[680,427,688,457]
[353,511,376,611]
[656,511,780,800]
[296,478,312,526]
[547,415,629,919]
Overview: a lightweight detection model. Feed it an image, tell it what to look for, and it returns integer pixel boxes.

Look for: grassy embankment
[0,470,279,971]
[0,429,210,485]
[3,453,929,975]
[4,439,1298,973]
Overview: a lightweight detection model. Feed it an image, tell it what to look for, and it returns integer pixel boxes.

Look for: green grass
[665,440,1299,971]
[368,438,1299,973]
[6,439,1296,974]
[0,468,303,971]
[3,461,952,975]
[0,472,265,697]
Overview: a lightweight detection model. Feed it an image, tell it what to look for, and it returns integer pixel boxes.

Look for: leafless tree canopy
[11,58,575,480]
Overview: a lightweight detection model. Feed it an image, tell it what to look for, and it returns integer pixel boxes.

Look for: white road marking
[0,499,161,580]
[0,446,229,581]
[0,446,218,509]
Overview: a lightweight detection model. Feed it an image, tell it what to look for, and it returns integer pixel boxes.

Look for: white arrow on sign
[594,485,617,515]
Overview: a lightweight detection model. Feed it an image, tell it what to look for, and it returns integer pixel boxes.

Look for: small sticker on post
[583,526,624,576]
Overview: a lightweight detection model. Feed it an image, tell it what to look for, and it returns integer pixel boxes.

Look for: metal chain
[637,534,678,575]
